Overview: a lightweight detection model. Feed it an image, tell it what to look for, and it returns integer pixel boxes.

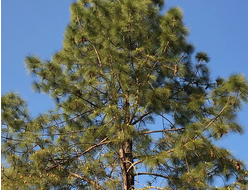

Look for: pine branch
[73,146,84,165]
[75,92,98,108]
[201,104,228,134]
[199,92,234,138]
[50,156,106,190]
[185,155,190,173]
[142,60,160,87]
[137,172,170,179]
[45,137,110,172]
[2,136,24,142]
[88,40,103,68]
[131,111,153,125]
[143,186,167,190]
[156,113,175,128]
[70,137,110,160]
[141,127,184,134]
[163,41,170,53]
[128,78,141,124]
[186,59,202,86]
[126,160,142,173]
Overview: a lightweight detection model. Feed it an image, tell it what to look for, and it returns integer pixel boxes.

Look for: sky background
[2,0,248,187]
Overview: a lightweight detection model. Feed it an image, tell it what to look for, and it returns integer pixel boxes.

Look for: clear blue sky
[2,0,248,183]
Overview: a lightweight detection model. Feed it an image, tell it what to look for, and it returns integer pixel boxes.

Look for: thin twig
[137,172,170,179]
[141,128,184,134]
[131,111,153,125]
[126,160,142,173]
[185,155,189,173]
[88,40,102,68]
[157,113,175,128]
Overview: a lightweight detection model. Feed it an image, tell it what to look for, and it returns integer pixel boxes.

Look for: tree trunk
[119,95,134,189]
[119,139,134,190]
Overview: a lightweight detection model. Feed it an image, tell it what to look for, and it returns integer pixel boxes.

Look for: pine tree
[1,0,247,189]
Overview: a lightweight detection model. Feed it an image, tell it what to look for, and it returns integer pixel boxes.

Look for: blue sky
[2,0,248,185]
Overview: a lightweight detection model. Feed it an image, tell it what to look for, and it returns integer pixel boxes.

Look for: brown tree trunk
[119,140,134,190]
[125,139,134,189]
[119,95,134,189]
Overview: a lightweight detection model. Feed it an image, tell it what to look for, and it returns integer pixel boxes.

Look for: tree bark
[125,139,134,189]
[119,94,134,189]
[119,139,134,190]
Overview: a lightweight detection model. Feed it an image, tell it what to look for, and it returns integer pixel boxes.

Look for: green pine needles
[1,0,247,189]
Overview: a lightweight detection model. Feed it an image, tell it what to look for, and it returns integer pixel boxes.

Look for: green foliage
[2,0,247,189]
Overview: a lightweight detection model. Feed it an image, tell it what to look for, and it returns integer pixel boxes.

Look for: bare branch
[131,111,153,125]
[143,186,167,190]
[126,160,142,173]
[137,172,170,179]
[141,128,184,135]
[195,104,229,141]
[185,155,190,173]
[156,113,175,128]
[71,137,110,160]
[88,40,102,68]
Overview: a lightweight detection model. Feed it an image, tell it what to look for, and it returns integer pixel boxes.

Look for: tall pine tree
[1,0,247,189]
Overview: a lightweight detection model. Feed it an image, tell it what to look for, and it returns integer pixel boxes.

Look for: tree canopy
[1,0,247,189]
